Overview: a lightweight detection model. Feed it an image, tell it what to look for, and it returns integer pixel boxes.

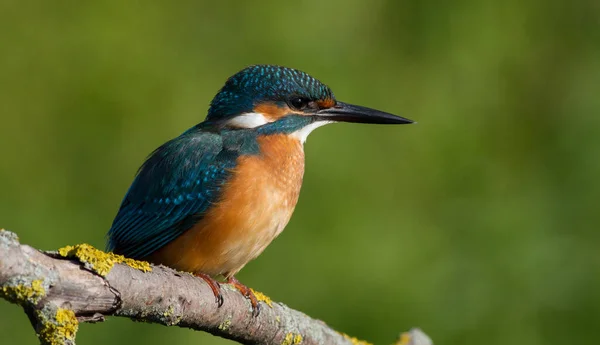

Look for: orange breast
[150,134,305,278]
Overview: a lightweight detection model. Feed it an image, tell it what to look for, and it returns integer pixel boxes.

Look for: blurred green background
[1,1,599,344]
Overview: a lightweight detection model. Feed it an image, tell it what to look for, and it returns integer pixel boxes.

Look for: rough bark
[0,229,432,345]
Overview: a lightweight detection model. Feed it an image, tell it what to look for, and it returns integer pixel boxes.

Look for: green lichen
[1,279,46,305]
[282,332,303,345]
[339,332,372,345]
[162,305,174,317]
[159,305,182,326]
[218,317,232,331]
[37,307,78,345]
[58,243,152,276]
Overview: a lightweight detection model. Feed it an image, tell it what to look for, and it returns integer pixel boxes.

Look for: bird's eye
[289,97,310,110]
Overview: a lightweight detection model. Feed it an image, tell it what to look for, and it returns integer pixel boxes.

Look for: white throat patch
[291,121,333,144]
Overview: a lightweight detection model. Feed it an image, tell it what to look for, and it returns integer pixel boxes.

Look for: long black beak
[316,101,413,124]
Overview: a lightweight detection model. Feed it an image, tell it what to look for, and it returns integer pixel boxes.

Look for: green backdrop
[1,1,598,344]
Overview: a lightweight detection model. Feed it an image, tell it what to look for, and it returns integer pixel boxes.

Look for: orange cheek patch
[317,98,336,109]
[254,103,292,121]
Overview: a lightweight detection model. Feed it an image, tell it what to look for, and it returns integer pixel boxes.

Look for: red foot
[194,272,223,307]
[227,276,260,317]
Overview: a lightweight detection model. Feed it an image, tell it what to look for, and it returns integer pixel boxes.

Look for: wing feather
[106,131,239,259]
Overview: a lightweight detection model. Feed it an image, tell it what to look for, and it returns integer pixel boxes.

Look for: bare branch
[0,229,432,345]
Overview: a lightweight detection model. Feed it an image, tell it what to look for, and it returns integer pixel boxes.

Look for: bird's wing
[106,131,239,259]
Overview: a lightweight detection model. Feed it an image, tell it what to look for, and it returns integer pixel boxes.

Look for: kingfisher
[106,65,413,314]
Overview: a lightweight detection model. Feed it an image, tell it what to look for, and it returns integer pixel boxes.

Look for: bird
[106,64,413,314]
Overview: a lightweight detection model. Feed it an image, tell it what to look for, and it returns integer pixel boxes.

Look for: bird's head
[206,65,412,142]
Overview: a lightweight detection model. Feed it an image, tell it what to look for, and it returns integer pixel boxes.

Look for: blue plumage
[107,126,259,259]
[106,64,332,260]
[257,115,315,135]
[207,65,334,122]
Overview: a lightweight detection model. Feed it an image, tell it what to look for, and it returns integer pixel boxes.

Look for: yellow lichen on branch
[281,332,303,345]
[339,332,373,345]
[58,244,151,276]
[250,288,273,308]
[1,279,46,305]
[37,307,79,345]
[0,229,433,345]
[392,329,433,345]
[218,317,232,331]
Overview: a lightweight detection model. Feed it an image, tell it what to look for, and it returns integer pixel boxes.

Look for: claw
[227,276,260,316]
[195,272,223,307]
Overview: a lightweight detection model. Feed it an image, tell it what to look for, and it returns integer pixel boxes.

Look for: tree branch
[0,229,432,345]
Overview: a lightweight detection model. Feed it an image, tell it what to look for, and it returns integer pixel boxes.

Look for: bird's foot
[227,276,260,317]
[194,272,224,307]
